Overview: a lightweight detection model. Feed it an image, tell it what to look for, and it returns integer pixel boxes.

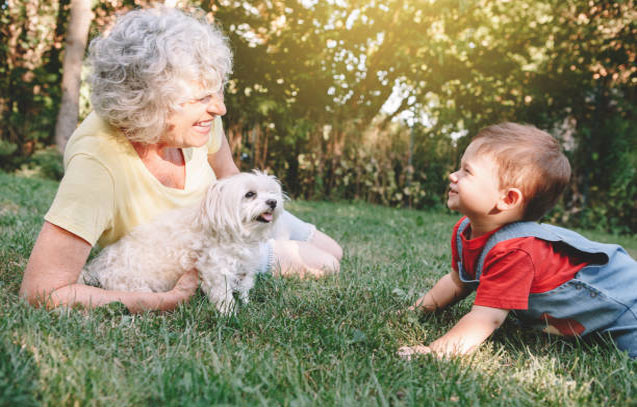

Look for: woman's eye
[244,191,256,198]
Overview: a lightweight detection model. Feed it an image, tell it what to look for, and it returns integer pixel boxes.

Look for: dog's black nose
[266,199,277,209]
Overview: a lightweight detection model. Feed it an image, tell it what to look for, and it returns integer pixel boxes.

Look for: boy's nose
[449,171,459,182]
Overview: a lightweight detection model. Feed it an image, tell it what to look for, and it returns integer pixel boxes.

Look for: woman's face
[161,90,227,148]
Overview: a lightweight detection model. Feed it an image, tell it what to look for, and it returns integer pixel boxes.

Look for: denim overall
[456,218,637,358]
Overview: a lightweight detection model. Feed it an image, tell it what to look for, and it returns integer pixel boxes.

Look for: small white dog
[79,171,284,313]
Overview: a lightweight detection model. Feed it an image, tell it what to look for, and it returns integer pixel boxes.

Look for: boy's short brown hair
[473,122,571,221]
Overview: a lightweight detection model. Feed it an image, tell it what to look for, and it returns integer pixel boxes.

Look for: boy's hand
[397,345,432,360]
[398,306,510,360]
[396,303,423,316]
[409,296,438,313]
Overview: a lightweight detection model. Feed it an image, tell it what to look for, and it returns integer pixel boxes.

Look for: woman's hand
[165,269,199,306]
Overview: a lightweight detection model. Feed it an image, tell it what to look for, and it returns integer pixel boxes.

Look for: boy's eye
[244,191,256,198]
[199,95,212,104]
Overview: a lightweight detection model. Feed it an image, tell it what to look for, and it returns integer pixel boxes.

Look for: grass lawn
[1,171,635,406]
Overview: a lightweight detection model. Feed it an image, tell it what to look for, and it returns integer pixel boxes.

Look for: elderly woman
[20,7,342,313]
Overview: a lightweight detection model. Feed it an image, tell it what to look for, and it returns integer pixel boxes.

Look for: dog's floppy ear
[198,179,228,235]
[197,177,244,238]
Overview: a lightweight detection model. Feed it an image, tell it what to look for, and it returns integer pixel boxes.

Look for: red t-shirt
[450,217,589,310]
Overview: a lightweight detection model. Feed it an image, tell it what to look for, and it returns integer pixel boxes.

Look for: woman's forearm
[208,135,240,178]
[44,283,179,313]
[21,222,196,314]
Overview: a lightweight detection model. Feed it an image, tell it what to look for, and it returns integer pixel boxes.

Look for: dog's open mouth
[256,211,274,223]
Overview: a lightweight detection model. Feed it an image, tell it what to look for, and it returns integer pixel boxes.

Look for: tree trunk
[54,0,92,152]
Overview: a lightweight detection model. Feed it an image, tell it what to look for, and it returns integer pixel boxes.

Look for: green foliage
[0,139,18,157]
[289,127,453,210]
[0,0,63,172]
[25,147,64,181]
[213,0,636,233]
[1,0,636,232]
[1,172,637,406]
[559,114,637,234]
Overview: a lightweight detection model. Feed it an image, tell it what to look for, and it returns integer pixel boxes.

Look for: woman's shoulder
[64,112,134,168]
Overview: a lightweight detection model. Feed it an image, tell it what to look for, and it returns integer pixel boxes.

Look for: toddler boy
[398,123,637,359]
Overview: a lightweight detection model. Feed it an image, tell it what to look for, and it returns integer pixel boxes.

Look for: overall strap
[455,217,476,284]
[474,221,563,279]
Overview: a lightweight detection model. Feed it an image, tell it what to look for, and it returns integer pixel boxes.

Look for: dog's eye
[244,191,256,199]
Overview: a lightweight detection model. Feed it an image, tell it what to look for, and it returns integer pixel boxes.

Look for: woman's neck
[131,141,186,189]
[131,142,181,163]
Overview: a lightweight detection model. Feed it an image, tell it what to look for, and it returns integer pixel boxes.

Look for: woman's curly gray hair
[87,6,232,143]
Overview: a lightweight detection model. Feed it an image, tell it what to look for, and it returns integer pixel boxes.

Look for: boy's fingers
[396,305,417,316]
[396,347,414,360]
[397,345,432,360]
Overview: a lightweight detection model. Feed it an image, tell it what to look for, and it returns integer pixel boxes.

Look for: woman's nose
[207,94,227,116]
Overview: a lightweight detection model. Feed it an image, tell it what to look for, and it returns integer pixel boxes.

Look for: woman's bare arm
[208,135,239,179]
[20,222,197,313]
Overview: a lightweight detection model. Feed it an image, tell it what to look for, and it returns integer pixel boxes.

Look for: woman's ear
[497,187,524,211]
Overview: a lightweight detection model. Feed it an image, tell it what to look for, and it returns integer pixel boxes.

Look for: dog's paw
[214,297,236,315]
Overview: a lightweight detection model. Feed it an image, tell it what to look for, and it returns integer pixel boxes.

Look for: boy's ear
[497,187,524,211]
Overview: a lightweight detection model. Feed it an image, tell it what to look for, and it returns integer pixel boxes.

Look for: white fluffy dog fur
[79,171,284,313]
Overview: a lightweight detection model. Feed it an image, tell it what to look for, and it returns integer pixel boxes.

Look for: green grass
[1,170,636,407]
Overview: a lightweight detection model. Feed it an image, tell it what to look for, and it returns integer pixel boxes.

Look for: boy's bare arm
[427,305,509,355]
[409,270,471,312]
[398,305,509,358]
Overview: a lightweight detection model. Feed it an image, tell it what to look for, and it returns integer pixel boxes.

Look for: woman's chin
[185,131,210,148]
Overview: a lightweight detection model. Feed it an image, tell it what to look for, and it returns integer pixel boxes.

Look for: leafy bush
[26,147,64,181]
[559,114,637,234]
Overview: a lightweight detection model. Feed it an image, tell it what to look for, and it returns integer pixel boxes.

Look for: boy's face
[447,140,504,219]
